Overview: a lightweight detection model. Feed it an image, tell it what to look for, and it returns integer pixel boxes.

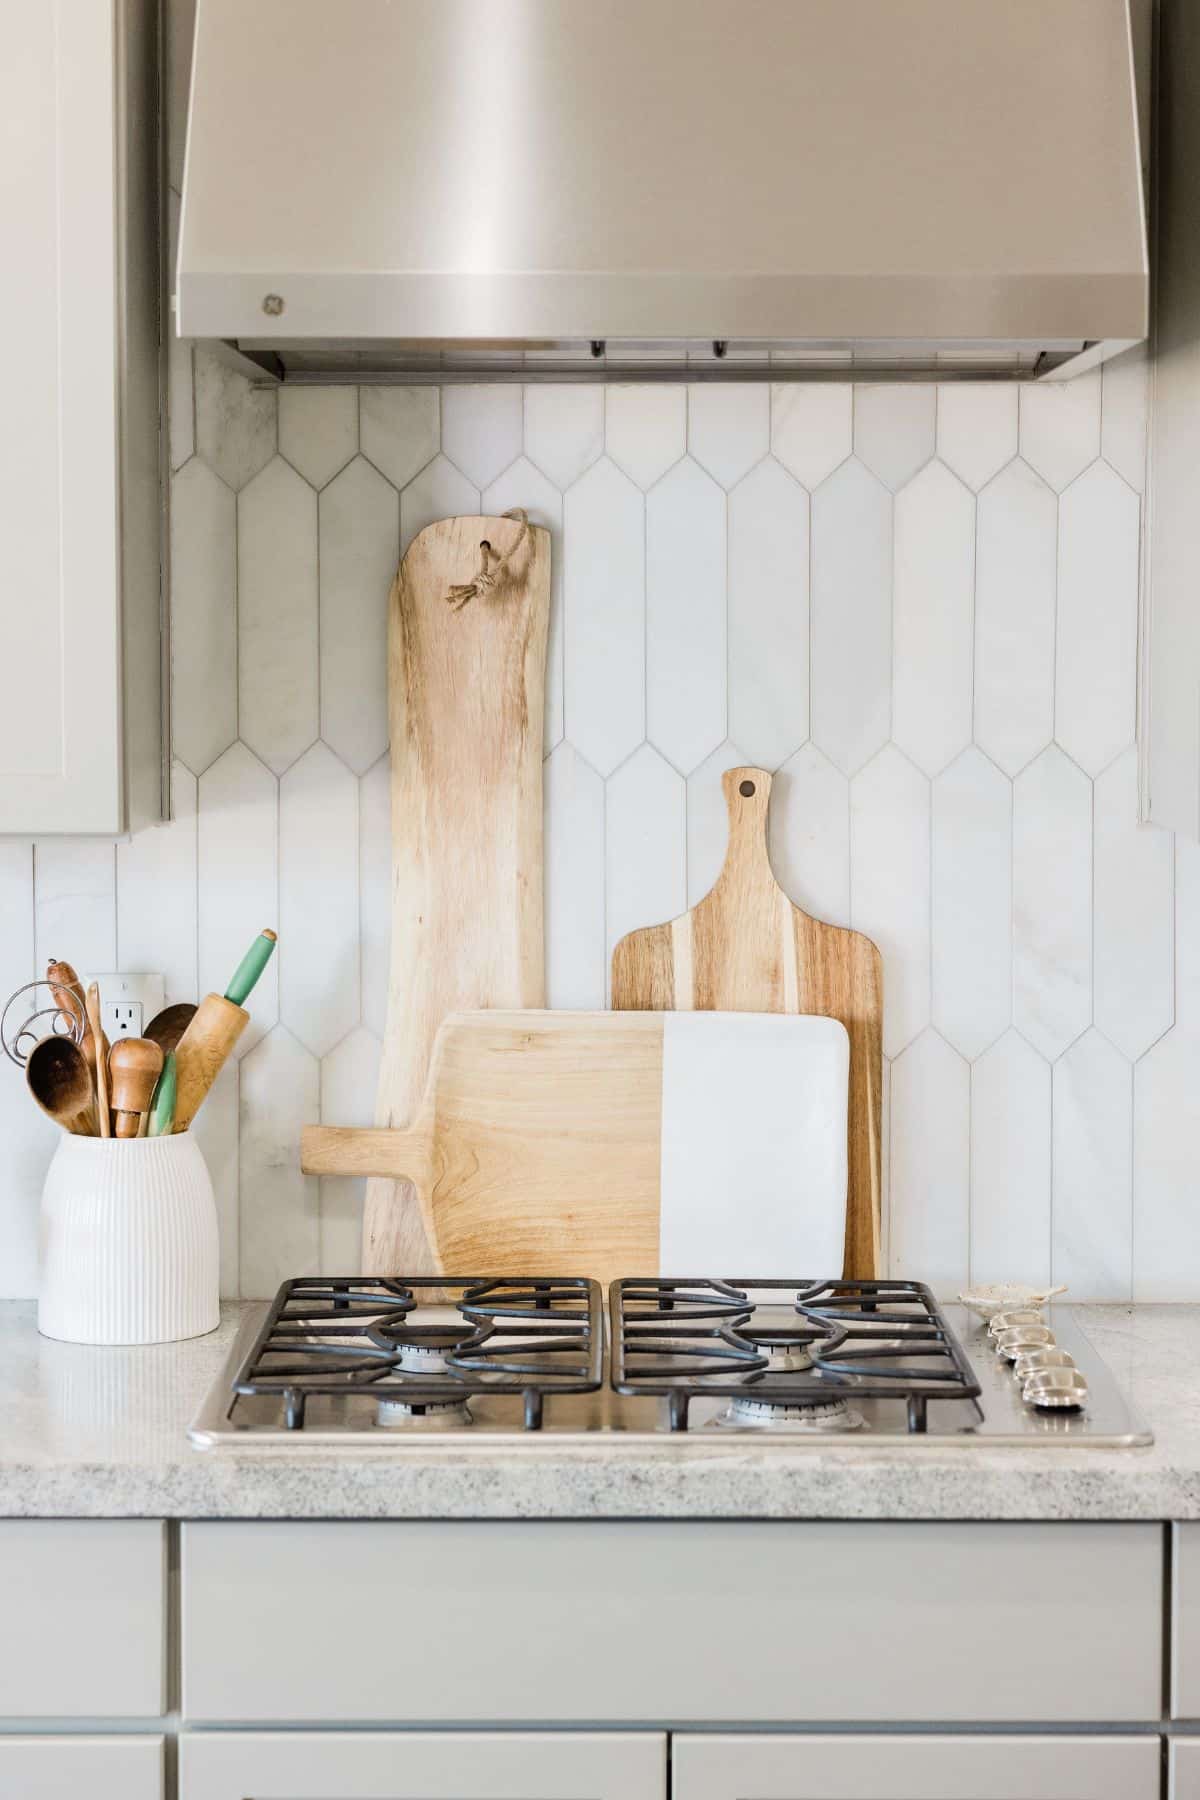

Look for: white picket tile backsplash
[605,743,686,976]
[972,458,1057,778]
[688,382,769,488]
[441,383,522,490]
[850,746,931,1060]
[318,456,400,775]
[1019,368,1101,493]
[686,741,750,908]
[892,460,974,777]
[931,747,1012,1062]
[1012,745,1093,1062]
[524,385,604,492]
[890,1028,969,1296]
[646,457,726,774]
[810,457,892,776]
[1094,746,1175,1060]
[971,1029,1052,1288]
[853,385,936,492]
[770,383,852,490]
[237,456,319,775]
[544,740,606,1010]
[116,759,198,1007]
[7,344,1200,1305]
[935,384,1017,492]
[564,457,645,776]
[481,457,565,753]
[278,386,358,492]
[727,456,810,770]
[1056,461,1141,777]
[196,743,279,1060]
[170,455,237,777]
[605,384,686,490]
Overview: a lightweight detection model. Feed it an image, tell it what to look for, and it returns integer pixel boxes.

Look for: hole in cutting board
[739,779,756,797]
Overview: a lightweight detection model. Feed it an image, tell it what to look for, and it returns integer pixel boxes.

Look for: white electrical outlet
[92,972,165,1042]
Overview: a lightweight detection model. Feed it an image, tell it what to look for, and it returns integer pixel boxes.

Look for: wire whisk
[1,979,85,1069]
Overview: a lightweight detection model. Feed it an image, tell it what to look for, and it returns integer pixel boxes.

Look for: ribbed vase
[39,1132,220,1345]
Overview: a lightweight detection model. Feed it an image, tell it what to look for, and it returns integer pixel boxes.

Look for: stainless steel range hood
[176,0,1148,384]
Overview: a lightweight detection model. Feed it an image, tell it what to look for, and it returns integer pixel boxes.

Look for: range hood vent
[177,0,1148,385]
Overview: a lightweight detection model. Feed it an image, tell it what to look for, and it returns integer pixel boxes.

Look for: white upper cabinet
[0,0,161,834]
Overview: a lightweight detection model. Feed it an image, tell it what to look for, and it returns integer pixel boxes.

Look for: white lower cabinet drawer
[672,1735,1160,1799]
[179,1731,665,1798]
[0,1735,163,1797]
[181,1521,1162,1724]
[0,1521,165,1717]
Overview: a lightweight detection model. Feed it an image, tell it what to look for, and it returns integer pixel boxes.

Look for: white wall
[4,342,1197,1302]
[1,0,1195,1302]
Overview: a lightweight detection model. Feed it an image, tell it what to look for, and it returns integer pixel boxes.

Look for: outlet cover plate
[91,972,165,1042]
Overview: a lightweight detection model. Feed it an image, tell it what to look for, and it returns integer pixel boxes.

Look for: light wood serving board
[611,766,883,1279]
[302,1009,851,1292]
[362,514,550,1275]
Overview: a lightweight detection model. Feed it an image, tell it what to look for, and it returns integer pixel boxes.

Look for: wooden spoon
[108,1037,164,1138]
[26,1036,98,1136]
[144,1002,197,1056]
[45,958,109,1075]
[85,983,110,1138]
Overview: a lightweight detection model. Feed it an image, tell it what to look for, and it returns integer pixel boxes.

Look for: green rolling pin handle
[148,1050,177,1139]
[223,928,278,1008]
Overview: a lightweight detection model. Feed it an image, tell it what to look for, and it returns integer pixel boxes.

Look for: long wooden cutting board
[303,1009,851,1292]
[611,766,883,1279]
[362,513,550,1275]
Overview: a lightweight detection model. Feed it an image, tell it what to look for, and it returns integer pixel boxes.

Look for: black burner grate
[610,1278,982,1432]
[230,1276,604,1431]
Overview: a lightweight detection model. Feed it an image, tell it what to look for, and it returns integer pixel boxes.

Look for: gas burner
[229,1277,604,1432]
[742,1335,816,1375]
[611,1278,983,1434]
[388,1333,469,1375]
[715,1394,864,1431]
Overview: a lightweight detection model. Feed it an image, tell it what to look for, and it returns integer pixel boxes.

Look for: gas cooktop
[189,1276,1152,1448]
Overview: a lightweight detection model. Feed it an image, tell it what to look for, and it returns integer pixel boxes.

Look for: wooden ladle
[144,1002,197,1056]
[26,1036,98,1136]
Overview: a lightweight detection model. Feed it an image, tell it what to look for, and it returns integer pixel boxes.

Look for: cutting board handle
[300,1124,431,1190]
[716,766,777,892]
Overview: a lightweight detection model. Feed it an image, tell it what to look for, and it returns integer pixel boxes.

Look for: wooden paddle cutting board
[611,766,883,1279]
[303,1009,851,1292]
[362,512,550,1275]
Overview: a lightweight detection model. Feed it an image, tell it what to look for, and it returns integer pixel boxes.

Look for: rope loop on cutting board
[445,508,530,611]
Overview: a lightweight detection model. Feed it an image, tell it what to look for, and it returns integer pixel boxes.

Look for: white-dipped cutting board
[302,1009,849,1289]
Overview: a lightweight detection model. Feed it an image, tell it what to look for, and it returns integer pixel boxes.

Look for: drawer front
[0,1521,165,1717]
[180,1731,665,1799]
[0,1736,162,1798]
[182,1520,1162,1724]
[1176,1523,1200,1715]
[672,1734,1161,1799]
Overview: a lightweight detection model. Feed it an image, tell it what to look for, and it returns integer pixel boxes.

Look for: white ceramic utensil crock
[39,1131,219,1345]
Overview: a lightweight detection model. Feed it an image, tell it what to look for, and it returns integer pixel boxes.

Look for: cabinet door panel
[180,1731,665,1799]
[0,0,122,830]
[672,1735,1159,1800]
[0,1520,165,1717]
[0,1736,162,1798]
[1175,1523,1200,1715]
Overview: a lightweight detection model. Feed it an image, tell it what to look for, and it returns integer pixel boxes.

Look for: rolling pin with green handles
[172,930,277,1132]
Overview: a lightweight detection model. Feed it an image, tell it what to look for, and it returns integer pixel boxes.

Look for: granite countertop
[1,1299,1197,1521]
